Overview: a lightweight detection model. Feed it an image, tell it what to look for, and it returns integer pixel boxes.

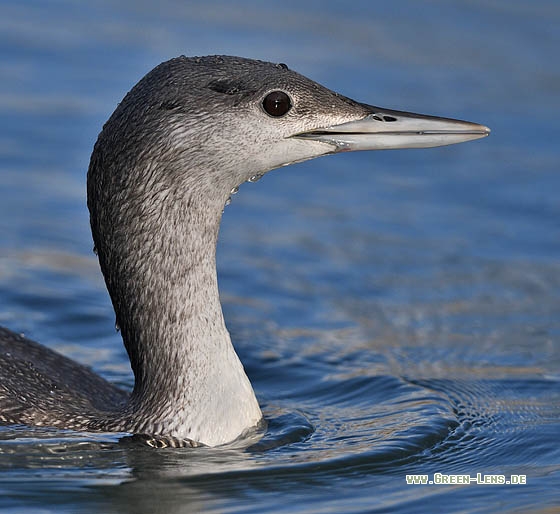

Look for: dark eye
[262,91,292,117]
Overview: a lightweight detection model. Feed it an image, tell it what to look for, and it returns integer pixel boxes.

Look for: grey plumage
[0,55,489,447]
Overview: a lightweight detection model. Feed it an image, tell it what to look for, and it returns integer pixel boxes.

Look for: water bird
[0,56,489,447]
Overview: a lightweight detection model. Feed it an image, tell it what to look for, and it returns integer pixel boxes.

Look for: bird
[0,55,490,448]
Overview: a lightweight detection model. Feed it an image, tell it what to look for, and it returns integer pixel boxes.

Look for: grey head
[89,55,489,208]
[87,55,489,446]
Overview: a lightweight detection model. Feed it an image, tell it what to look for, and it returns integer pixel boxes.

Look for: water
[1,1,559,512]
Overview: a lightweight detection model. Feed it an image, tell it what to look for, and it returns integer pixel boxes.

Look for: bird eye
[262,91,292,117]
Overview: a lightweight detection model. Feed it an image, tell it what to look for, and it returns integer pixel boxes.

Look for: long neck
[89,171,262,446]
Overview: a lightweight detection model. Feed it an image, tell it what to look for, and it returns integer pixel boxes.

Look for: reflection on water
[0,1,559,513]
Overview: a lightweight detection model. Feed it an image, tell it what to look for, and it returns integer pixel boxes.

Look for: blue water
[1,1,559,512]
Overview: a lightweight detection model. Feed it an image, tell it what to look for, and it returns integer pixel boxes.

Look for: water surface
[0,1,559,512]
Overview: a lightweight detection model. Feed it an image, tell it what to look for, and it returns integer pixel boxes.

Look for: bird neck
[91,179,262,446]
